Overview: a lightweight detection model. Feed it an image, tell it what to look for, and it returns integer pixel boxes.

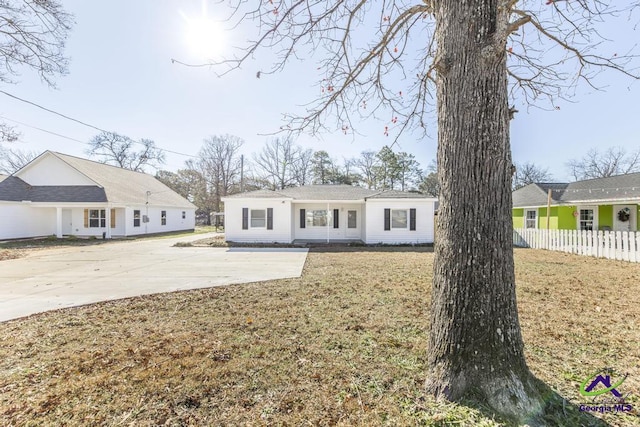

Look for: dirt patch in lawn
[0,248,639,426]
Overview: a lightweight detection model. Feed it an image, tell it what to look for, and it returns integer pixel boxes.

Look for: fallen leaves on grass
[0,248,639,426]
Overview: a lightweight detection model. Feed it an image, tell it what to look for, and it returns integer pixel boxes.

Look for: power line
[1,90,105,133]
[0,115,87,144]
[0,89,197,159]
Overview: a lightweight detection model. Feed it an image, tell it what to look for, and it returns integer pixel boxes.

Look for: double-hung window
[306,210,328,227]
[133,210,141,227]
[251,209,266,228]
[391,209,408,229]
[579,209,595,231]
[89,209,106,228]
[525,210,537,229]
[161,211,167,225]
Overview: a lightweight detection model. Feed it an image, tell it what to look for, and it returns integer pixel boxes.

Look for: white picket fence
[513,228,640,263]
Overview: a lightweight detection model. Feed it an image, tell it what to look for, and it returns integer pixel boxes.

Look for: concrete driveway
[0,233,308,322]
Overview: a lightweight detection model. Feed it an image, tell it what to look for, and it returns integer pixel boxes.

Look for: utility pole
[240,154,244,193]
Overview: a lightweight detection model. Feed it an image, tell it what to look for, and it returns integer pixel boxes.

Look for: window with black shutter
[242,208,249,230]
[267,208,273,230]
[384,208,391,231]
[410,208,416,231]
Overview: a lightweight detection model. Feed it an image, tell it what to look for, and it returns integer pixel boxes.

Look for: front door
[613,205,636,232]
[61,209,73,235]
[346,210,359,238]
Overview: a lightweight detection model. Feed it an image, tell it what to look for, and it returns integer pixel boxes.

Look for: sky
[1,0,639,182]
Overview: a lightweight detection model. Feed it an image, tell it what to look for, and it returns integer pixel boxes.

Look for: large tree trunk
[426,1,543,420]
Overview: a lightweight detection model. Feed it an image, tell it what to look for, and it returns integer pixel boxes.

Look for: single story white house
[0,151,196,240]
[222,185,437,244]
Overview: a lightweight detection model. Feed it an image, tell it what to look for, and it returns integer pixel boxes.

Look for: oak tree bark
[426,1,543,419]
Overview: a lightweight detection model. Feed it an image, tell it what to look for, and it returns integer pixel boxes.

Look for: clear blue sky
[1,0,638,182]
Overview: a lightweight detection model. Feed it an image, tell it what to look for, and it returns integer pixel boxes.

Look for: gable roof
[513,172,640,207]
[224,185,434,201]
[0,176,107,202]
[2,151,195,208]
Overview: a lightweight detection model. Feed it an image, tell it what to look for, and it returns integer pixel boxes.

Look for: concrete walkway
[0,233,308,322]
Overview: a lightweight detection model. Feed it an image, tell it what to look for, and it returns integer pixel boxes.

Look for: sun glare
[180,7,226,60]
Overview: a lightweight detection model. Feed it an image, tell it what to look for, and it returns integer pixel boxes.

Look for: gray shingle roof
[225,185,433,201]
[39,152,194,208]
[0,176,107,202]
[513,172,640,207]
[367,189,431,199]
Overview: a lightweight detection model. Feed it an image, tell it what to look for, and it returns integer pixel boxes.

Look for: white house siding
[16,154,96,186]
[224,199,292,243]
[364,199,435,244]
[122,206,195,236]
[293,203,364,241]
[0,204,56,239]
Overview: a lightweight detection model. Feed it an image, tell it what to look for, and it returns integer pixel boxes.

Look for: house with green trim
[513,172,640,232]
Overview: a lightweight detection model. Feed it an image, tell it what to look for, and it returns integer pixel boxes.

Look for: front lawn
[0,248,638,426]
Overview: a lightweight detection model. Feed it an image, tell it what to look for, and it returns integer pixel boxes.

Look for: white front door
[613,205,636,232]
[61,209,73,235]
[346,210,359,238]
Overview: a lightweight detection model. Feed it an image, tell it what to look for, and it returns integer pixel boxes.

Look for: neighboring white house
[0,151,196,240]
[222,185,437,244]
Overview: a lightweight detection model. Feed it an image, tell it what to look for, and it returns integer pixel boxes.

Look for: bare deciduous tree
[291,147,314,186]
[87,131,165,172]
[196,135,244,213]
[252,137,299,190]
[513,162,553,189]
[0,123,19,143]
[182,0,640,420]
[0,147,37,174]
[0,0,72,144]
[355,150,379,190]
[567,147,640,181]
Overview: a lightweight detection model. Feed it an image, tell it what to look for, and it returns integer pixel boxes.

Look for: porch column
[55,207,63,238]
[105,206,112,239]
[327,202,330,243]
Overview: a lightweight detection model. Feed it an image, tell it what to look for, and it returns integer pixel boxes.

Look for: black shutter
[410,208,416,231]
[384,208,391,231]
[267,208,273,230]
[333,209,339,228]
[242,208,248,230]
[300,209,306,228]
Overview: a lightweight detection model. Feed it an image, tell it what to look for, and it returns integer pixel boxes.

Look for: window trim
[525,209,537,229]
[88,209,106,228]
[391,209,408,229]
[250,209,267,229]
[305,209,329,227]
[577,206,597,231]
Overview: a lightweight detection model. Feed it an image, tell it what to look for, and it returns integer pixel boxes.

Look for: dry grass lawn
[1,247,639,426]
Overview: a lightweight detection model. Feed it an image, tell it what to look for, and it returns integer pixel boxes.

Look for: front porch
[55,206,126,238]
[292,202,365,243]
